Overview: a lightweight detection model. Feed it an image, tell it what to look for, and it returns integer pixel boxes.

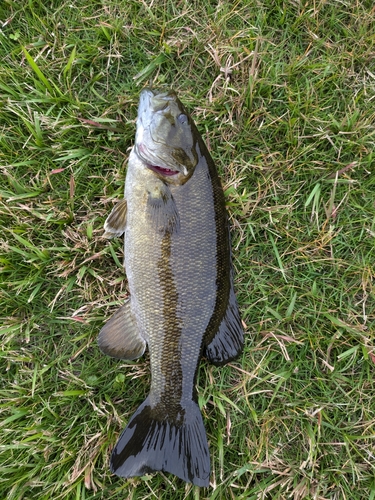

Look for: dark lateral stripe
[195,131,232,346]
[157,231,184,411]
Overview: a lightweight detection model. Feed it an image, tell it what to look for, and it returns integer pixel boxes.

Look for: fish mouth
[148,164,180,177]
[136,142,181,177]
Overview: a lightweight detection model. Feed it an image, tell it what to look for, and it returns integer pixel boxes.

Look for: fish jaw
[136,141,185,178]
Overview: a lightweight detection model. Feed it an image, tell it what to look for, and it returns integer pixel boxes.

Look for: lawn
[1,1,374,499]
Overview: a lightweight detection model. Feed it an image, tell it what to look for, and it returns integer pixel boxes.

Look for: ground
[1,1,375,499]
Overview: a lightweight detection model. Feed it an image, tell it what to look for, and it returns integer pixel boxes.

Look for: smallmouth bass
[99,89,244,486]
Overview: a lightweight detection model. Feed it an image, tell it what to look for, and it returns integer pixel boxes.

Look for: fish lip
[147,164,180,177]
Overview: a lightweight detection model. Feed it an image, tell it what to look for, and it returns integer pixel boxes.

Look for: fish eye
[177,113,188,125]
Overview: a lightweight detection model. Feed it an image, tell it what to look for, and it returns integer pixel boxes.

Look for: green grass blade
[22,46,54,94]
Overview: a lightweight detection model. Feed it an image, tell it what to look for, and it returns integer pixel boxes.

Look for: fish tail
[110,396,210,487]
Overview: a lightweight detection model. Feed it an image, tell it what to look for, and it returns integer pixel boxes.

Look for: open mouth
[136,142,180,177]
[148,165,180,177]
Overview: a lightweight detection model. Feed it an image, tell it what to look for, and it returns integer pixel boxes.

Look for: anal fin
[204,286,244,366]
[98,300,146,360]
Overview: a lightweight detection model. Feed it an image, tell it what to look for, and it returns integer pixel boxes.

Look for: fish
[98,88,244,487]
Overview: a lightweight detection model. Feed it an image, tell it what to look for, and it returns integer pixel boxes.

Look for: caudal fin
[110,396,210,487]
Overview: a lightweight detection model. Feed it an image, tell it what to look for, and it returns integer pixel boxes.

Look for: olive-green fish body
[99,89,243,487]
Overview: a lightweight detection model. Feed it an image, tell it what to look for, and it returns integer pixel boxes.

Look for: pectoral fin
[103,198,127,238]
[147,183,180,234]
[204,286,244,366]
[98,300,146,360]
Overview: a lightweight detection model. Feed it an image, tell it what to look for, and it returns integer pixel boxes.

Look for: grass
[1,0,375,498]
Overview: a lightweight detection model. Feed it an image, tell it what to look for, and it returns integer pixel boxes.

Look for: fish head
[134,89,199,185]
